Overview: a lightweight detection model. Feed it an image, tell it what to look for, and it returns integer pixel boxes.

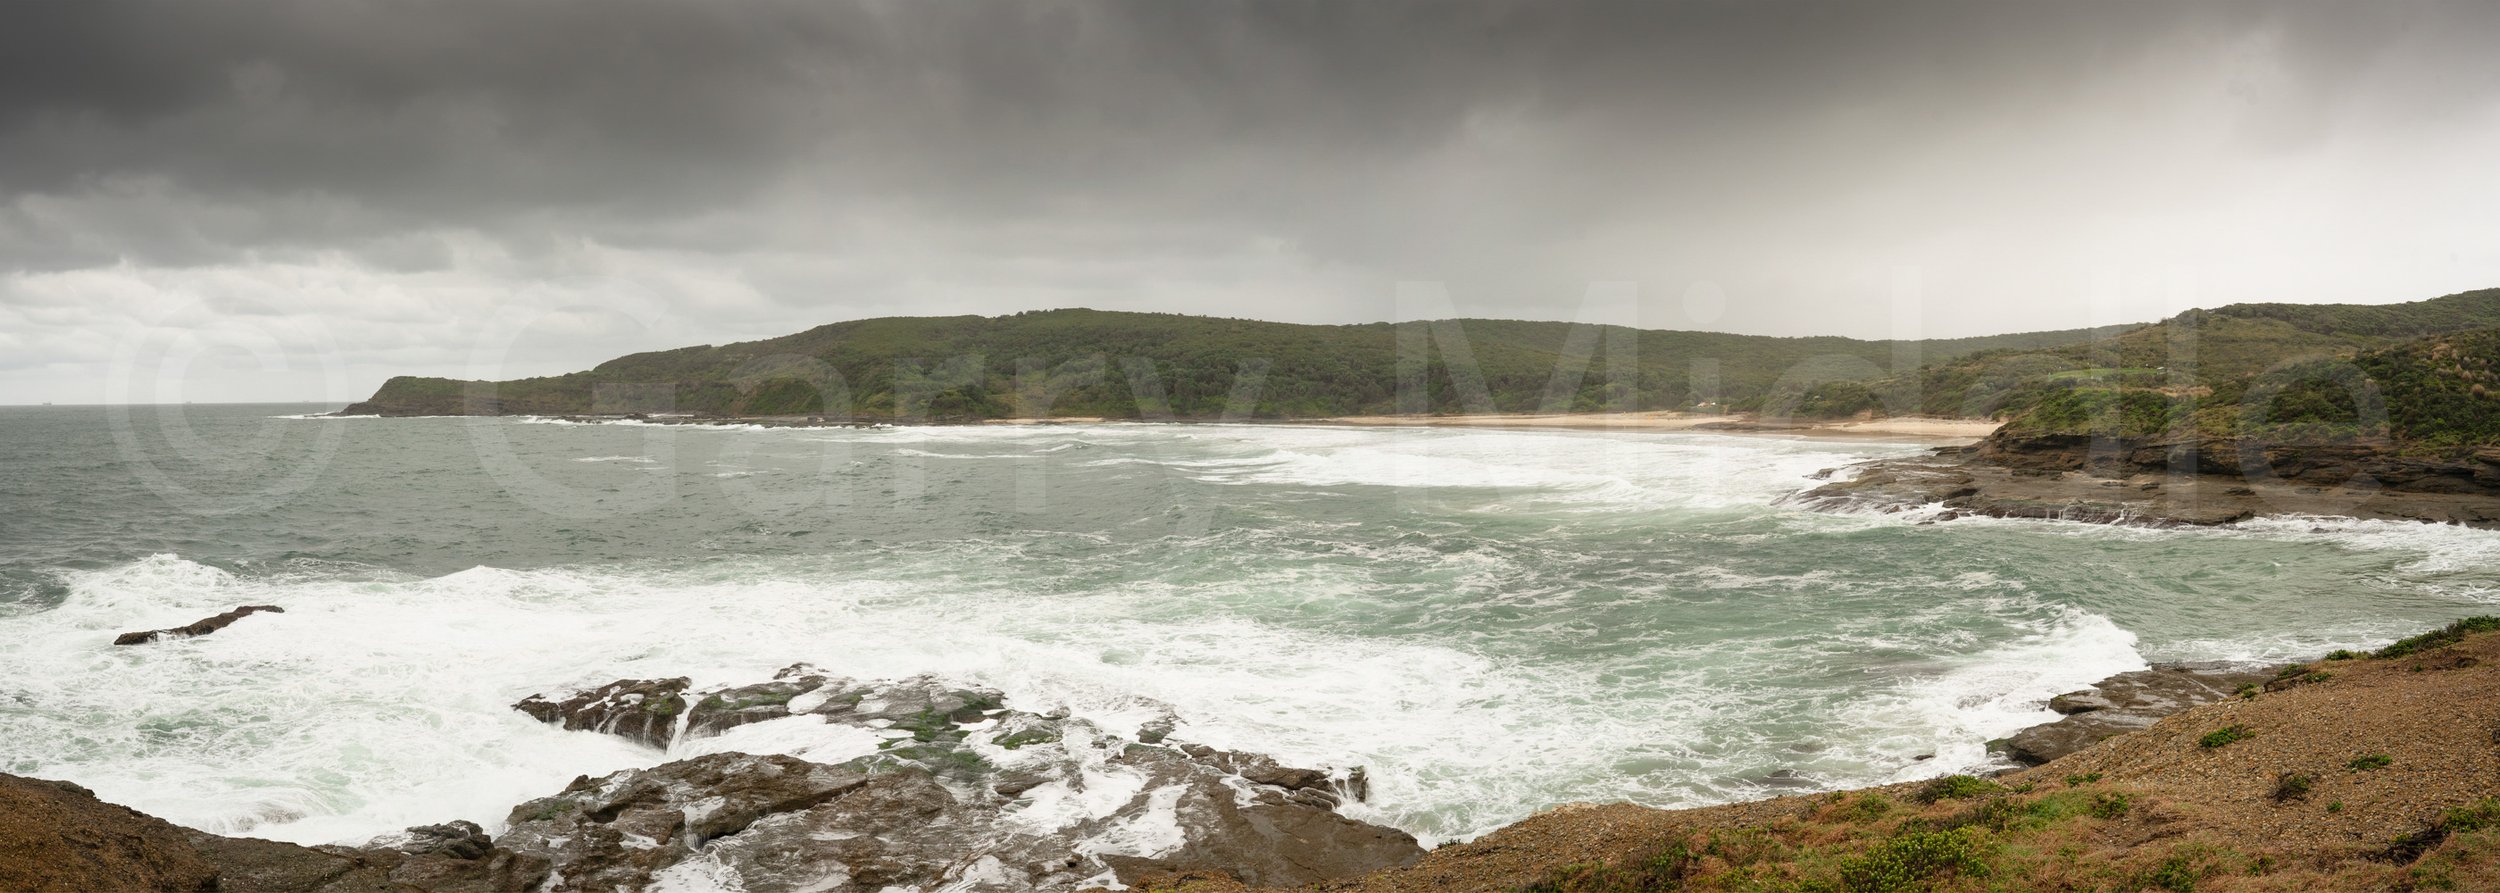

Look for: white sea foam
[14,422,2500,856]
[1837,608,2148,781]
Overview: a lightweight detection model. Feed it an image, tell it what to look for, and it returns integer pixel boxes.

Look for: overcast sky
[6,0,2500,404]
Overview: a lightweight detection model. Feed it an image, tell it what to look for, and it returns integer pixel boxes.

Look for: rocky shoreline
[1990,663,2274,767]
[3,670,1421,893]
[10,631,2492,892]
[1788,434,2500,528]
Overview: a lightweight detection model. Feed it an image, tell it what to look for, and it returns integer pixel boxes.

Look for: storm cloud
[6,0,2500,402]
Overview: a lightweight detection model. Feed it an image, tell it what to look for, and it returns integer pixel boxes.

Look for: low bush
[1836,827,1995,893]
[2376,617,2500,660]
[1913,775,2006,803]
[2200,725,2253,749]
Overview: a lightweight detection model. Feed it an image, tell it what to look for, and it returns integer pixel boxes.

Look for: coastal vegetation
[1885,289,2500,459]
[342,309,2118,419]
[344,290,2500,452]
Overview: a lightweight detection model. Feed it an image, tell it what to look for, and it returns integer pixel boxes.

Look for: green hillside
[342,309,2114,420]
[1804,288,2500,422]
[1994,324,2500,455]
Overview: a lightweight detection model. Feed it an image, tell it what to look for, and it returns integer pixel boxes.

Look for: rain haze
[5,0,2499,403]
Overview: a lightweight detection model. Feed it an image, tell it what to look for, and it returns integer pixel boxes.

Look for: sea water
[3,404,2496,847]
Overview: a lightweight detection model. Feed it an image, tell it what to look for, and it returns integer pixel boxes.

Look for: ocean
[3,403,2496,847]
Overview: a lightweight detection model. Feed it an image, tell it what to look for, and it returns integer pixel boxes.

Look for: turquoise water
[3,404,2496,845]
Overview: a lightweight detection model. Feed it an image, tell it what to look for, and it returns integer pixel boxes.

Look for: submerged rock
[504,671,1422,891]
[112,604,285,646]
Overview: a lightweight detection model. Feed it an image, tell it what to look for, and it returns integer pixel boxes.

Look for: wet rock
[185,826,550,893]
[1997,664,2272,766]
[499,753,869,892]
[512,677,690,749]
[0,772,217,892]
[1178,744,1337,799]
[1092,745,1420,889]
[497,672,1419,891]
[686,677,827,739]
[113,605,284,646]
[393,820,493,860]
[1789,431,2500,530]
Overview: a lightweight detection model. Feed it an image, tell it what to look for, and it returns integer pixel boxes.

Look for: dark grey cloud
[5,1,2500,402]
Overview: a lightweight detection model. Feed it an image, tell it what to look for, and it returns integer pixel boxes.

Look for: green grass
[2200,726,2253,749]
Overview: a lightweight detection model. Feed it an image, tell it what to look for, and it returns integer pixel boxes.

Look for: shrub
[2325,649,2364,661]
[2090,792,2134,819]
[2273,771,2316,802]
[2348,754,2393,772]
[2141,852,2216,892]
[2065,772,2104,786]
[2200,726,2253,749]
[1518,837,1706,892]
[2376,617,2500,660]
[1836,827,1995,892]
[2380,799,2500,864]
[1837,793,1896,823]
[1914,775,2005,803]
[2440,800,2500,833]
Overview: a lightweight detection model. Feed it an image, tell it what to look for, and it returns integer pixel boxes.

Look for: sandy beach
[1305,411,2000,443]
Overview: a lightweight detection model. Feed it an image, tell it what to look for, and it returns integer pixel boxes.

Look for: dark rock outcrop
[113,605,285,646]
[1993,664,2273,766]
[185,826,549,893]
[512,677,691,750]
[0,770,552,893]
[0,773,219,892]
[506,670,1422,891]
[1791,438,2500,529]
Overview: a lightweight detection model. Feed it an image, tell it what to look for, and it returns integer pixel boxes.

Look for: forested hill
[1852,287,2500,421]
[338,309,2120,420]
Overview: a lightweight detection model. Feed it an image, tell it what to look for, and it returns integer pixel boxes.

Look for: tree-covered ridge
[1995,325,2500,454]
[345,308,2115,420]
[1801,288,2500,422]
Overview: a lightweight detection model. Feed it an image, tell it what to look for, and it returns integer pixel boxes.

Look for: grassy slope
[1293,619,2500,893]
[346,309,2117,420]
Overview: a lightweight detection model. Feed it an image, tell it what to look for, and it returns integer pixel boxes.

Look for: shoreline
[1792,439,2500,529]
[1295,411,2000,443]
[330,407,2005,445]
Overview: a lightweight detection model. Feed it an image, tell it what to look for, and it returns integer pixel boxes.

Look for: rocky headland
[1788,432,2500,528]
